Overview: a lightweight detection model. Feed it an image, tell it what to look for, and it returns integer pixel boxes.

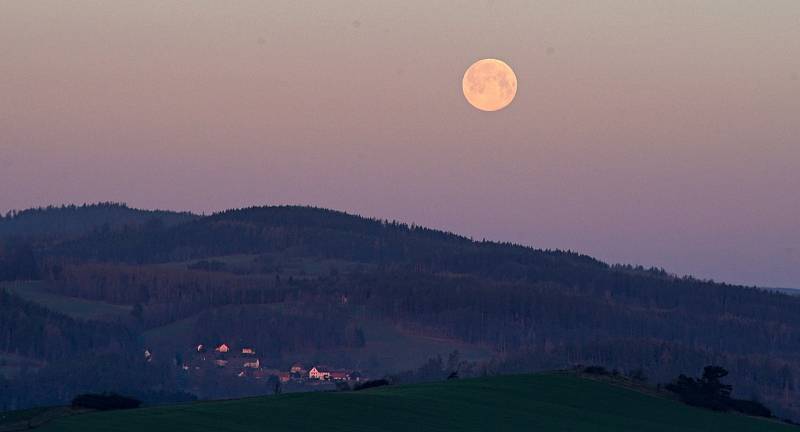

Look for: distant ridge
[0,203,197,239]
[48,204,612,272]
[768,287,800,296]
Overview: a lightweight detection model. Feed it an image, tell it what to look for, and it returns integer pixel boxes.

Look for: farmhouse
[243,359,260,369]
[308,366,332,380]
[308,366,355,381]
[215,343,230,353]
[241,347,256,355]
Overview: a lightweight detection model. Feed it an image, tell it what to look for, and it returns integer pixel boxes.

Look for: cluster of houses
[176,343,362,384]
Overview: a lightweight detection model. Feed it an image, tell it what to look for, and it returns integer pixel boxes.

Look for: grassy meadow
[37,374,796,432]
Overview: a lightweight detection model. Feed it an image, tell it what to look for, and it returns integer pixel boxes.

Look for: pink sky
[1,1,799,287]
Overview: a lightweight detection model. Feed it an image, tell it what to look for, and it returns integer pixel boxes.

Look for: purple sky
[1,1,799,287]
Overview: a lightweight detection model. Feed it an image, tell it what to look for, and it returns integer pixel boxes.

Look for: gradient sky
[1,1,799,287]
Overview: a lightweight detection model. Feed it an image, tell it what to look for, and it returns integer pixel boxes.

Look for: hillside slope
[39,374,794,432]
[4,204,800,419]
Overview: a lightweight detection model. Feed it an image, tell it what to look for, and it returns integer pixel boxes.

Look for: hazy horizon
[2,1,799,287]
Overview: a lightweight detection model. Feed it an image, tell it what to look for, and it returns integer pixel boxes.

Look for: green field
[343,318,492,371]
[1,281,131,321]
[37,374,795,432]
[274,315,493,373]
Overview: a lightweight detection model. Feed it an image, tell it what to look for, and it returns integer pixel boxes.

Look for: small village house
[308,366,332,380]
[215,343,230,353]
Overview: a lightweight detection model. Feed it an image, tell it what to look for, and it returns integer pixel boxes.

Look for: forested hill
[2,204,800,420]
[53,205,612,273]
[0,203,196,239]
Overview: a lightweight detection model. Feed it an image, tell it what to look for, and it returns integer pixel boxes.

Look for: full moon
[462,58,517,112]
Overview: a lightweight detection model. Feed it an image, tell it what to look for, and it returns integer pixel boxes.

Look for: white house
[308,366,331,380]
